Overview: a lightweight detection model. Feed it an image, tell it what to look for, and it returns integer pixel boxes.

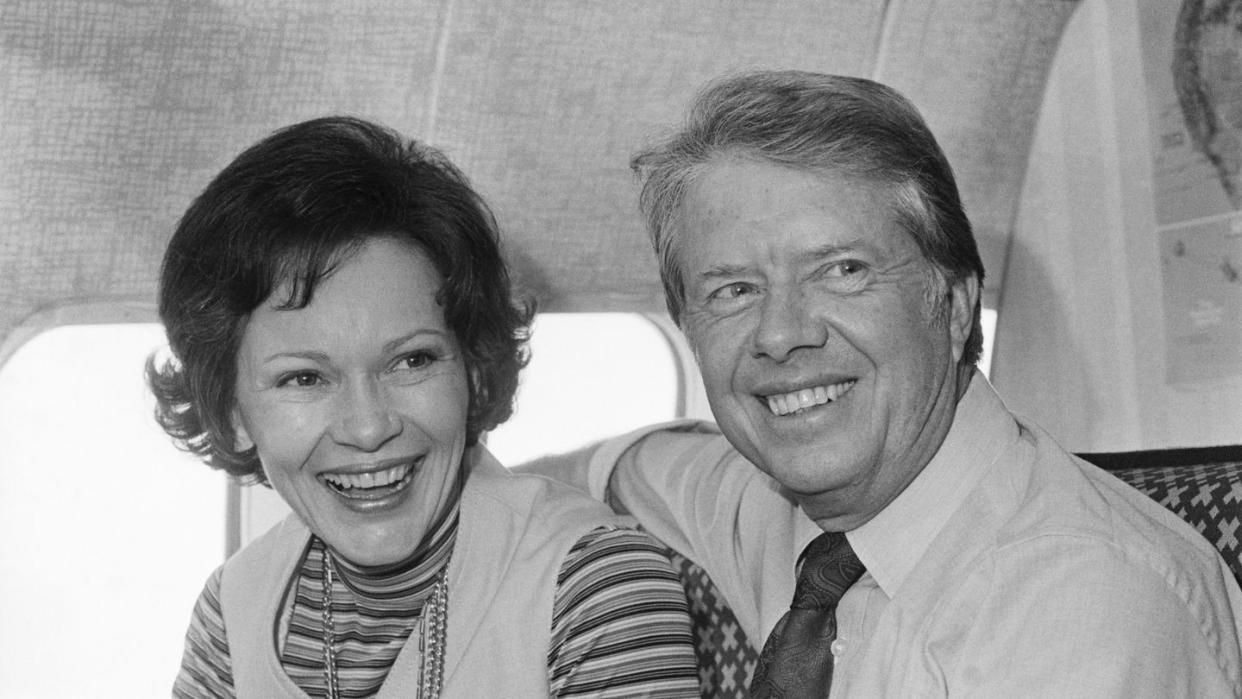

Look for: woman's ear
[468,364,484,405]
[231,408,254,452]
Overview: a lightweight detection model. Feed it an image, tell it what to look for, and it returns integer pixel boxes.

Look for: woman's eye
[399,351,435,370]
[277,371,321,388]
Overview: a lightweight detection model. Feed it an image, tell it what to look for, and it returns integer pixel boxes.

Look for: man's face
[677,158,976,530]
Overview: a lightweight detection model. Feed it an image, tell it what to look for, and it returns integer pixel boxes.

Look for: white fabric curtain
[992,0,1242,450]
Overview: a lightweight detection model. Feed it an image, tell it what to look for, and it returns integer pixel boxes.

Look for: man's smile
[761,379,858,416]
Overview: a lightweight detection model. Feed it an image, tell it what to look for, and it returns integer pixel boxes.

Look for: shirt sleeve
[547,526,700,698]
[582,419,717,505]
[172,565,236,699]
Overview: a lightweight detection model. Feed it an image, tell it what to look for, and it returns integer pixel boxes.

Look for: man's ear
[948,274,980,365]
[231,408,254,452]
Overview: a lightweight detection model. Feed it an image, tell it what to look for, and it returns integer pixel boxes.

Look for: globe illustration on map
[1174,0,1242,210]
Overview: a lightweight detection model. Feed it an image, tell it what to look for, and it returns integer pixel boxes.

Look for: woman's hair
[631,70,985,366]
[148,116,532,484]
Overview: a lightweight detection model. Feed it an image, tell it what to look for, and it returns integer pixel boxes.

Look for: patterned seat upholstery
[667,551,757,699]
[670,445,1242,698]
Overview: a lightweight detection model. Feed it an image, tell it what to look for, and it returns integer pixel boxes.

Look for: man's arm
[514,419,720,515]
[518,442,609,502]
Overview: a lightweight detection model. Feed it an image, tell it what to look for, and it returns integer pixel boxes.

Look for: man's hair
[631,70,985,366]
[148,116,532,484]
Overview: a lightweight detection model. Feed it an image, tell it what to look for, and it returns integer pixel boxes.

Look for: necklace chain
[321,546,341,699]
[320,544,448,699]
[420,565,448,695]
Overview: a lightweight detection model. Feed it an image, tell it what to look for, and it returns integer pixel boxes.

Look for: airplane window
[0,323,225,697]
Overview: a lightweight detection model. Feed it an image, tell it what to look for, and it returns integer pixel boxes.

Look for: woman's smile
[319,456,420,505]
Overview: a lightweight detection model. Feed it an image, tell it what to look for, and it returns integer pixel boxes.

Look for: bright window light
[980,307,998,378]
[486,313,679,464]
[0,324,226,698]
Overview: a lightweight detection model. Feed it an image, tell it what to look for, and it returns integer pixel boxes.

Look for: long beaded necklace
[320,546,341,699]
[321,546,450,699]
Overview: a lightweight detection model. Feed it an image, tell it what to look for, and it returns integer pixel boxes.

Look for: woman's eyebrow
[261,349,330,364]
[382,329,449,354]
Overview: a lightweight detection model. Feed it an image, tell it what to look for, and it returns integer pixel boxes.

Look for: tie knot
[791,532,866,610]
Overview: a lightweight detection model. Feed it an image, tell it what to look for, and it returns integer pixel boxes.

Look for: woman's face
[231,237,470,566]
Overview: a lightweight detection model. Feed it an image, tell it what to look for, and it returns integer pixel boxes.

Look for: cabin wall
[0,0,1076,366]
[993,0,1242,450]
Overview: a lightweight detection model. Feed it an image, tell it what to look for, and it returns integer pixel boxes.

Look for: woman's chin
[313,503,434,568]
[324,528,427,567]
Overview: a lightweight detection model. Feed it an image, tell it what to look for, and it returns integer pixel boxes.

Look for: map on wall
[1139,0,1242,383]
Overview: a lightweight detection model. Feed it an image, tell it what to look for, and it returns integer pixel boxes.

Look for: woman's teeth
[321,463,414,494]
[765,380,856,416]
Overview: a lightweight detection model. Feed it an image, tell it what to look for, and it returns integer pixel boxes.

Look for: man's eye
[277,371,321,388]
[709,282,756,300]
[827,260,867,277]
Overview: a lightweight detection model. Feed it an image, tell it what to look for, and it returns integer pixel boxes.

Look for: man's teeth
[765,380,856,416]
[322,464,413,491]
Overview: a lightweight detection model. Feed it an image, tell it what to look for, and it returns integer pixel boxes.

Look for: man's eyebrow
[804,240,871,260]
[692,238,886,281]
[696,263,754,281]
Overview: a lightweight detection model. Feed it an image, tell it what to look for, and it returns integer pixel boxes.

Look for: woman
[150,116,699,697]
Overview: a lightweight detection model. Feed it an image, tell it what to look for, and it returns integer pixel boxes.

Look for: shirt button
[830,639,847,656]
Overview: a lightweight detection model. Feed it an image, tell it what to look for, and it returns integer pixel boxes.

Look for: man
[529,70,1242,696]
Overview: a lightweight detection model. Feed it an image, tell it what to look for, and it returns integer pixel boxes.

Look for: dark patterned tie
[749,532,866,698]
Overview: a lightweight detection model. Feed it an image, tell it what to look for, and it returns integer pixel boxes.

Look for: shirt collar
[846,371,1017,596]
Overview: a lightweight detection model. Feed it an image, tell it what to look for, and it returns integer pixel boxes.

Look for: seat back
[667,551,757,699]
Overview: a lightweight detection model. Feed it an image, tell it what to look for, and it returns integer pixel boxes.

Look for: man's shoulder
[1000,426,1224,568]
[954,425,1239,625]
[914,410,1233,601]
[925,434,1242,677]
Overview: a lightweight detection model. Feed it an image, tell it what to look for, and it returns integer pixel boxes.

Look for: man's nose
[752,288,828,362]
[333,379,402,451]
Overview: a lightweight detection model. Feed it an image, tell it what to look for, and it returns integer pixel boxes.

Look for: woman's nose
[752,288,828,362]
[333,379,402,451]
